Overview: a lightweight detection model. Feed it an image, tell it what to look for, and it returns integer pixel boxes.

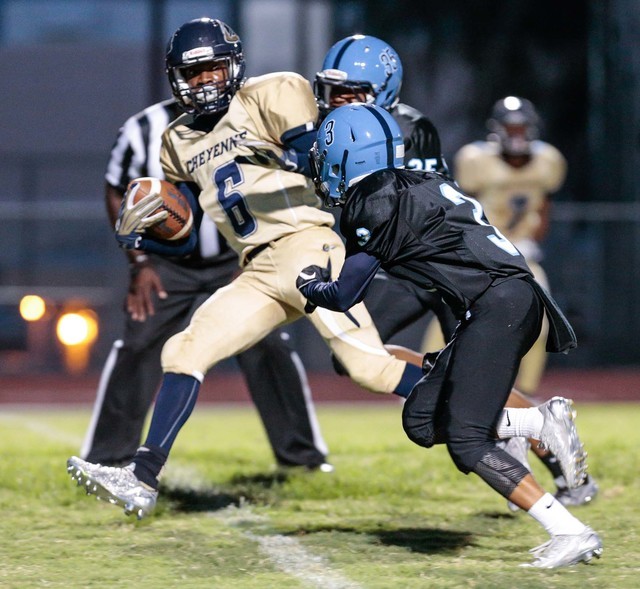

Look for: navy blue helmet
[487,96,540,156]
[166,18,246,115]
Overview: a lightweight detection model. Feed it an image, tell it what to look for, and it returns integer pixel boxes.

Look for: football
[125,177,193,241]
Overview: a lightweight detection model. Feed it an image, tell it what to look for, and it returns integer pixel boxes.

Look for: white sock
[495,407,544,439]
[528,493,587,536]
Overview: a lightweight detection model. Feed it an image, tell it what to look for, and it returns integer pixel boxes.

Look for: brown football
[125,177,193,241]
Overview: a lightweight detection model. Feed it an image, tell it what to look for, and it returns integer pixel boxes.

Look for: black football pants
[403,277,544,473]
[82,255,327,467]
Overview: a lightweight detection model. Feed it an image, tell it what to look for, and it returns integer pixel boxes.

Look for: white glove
[115,192,168,236]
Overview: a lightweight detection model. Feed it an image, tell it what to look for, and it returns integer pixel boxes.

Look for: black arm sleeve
[136,231,198,257]
[303,251,381,311]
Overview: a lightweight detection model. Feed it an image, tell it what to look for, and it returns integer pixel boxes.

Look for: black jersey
[340,168,532,318]
[389,103,450,178]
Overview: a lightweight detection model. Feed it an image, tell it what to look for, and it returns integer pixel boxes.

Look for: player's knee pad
[470,447,530,498]
[402,383,446,449]
[161,331,203,376]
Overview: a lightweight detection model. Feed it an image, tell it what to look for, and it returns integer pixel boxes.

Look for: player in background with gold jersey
[455,96,565,398]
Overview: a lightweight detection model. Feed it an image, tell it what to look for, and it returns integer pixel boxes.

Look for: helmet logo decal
[356,227,371,246]
[379,48,398,76]
[220,22,239,43]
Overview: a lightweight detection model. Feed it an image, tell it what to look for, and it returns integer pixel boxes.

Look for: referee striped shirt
[105,98,233,263]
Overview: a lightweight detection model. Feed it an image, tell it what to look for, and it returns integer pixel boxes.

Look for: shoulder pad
[243,71,308,89]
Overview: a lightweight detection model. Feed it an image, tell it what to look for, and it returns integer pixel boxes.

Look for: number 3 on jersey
[214,161,257,237]
[439,183,520,256]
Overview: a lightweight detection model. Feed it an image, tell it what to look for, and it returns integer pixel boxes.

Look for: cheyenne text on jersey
[186,130,248,173]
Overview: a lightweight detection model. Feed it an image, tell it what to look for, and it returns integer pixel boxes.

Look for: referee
[81,98,331,471]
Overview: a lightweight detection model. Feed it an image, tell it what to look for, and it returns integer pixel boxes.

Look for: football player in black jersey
[311,35,597,510]
[314,34,457,344]
[297,104,602,569]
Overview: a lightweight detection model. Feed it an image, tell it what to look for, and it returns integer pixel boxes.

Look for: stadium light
[19,295,47,321]
[55,309,99,374]
[56,311,98,346]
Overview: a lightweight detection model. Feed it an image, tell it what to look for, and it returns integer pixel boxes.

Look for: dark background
[0,0,638,376]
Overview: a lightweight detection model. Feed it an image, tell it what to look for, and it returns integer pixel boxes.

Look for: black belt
[243,242,270,266]
[244,233,293,266]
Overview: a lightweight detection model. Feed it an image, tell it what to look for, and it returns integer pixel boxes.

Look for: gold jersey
[454,140,566,245]
[160,72,335,265]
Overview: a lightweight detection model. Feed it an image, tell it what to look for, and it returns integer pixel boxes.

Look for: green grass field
[1,402,638,588]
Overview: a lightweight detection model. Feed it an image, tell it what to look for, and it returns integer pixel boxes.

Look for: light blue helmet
[310,104,405,207]
[314,35,403,115]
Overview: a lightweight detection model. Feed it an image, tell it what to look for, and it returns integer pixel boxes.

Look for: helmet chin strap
[337,149,349,197]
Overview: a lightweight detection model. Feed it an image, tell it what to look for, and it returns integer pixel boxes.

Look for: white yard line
[168,464,364,589]
[0,412,82,448]
[6,417,363,589]
[214,505,364,589]
[246,531,363,589]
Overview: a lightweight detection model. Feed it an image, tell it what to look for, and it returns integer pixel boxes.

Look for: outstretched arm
[297,251,381,312]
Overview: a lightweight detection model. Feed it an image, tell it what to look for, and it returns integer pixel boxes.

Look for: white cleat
[67,456,157,519]
[537,397,587,488]
[522,527,603,568]
[555,475,599,507]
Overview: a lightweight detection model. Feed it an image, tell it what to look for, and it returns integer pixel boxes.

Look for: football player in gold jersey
[454,96,566,397]
[65,18,424,517]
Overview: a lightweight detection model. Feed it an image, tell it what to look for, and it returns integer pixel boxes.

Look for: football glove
[296,262,332,313]
[115,192,169,250]
[235,140,302,173]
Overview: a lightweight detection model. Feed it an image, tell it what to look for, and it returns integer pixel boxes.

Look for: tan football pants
[161,225,406,394]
